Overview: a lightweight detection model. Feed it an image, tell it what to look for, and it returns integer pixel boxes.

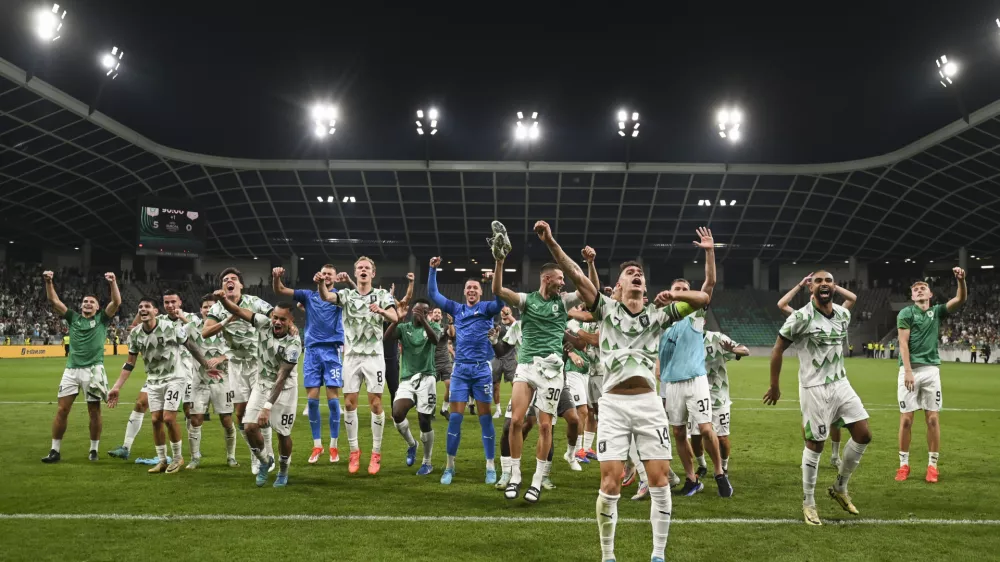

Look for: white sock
[510,457,522,483]
[313,438,322,448]
[596,491,619,560]
[835,439,868,493]
[262,426,274,458]
[649,485,672,559]
[345,410,359,451]
[722,457,729,472]
[446,455,456,470]
[501,456,512,474]
[420,430,434,464]
[899,451,910,467]
[188,425,202,459]
[124,411,144,449]
[530,458,546,489]
[90,439,99,452]
[928,452,939,468]
[329,437,339,450]
[566,442,576,457]
[486,457,495,471]
[170,440,183,460]
[250,446,269,463]
[584,430,595,451]
[696,454,707,469]
[372,412,385,454]
[395,419,417,448]
[224,425,236,458]
[831,440,841,459]
[802,447,821,506]
[51,439,62,453]
[155,444,167,461]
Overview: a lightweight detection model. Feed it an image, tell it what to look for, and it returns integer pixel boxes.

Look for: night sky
[4,1,1000,165]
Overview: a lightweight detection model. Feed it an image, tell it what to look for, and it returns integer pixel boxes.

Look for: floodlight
[717,106,743,142]
[936,55,957,87]
[311,103,337,137]
[341,196,356,203]
[730,200,736,206]
[616,108,641,138]
[327,196,334,203]
[316,196,323,202]
[36,4,66,42]
[102,46,123,79]
[416,107,439,136]
[515,111,540,142]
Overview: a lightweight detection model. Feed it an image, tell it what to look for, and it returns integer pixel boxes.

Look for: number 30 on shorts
[546,387,561,401]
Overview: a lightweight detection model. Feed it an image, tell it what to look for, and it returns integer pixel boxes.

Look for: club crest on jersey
[639,314,650,328]
[927,310,934,318]
[278,345,285,357]
[370,295,377,304]
[88,320,95,328]
[551,304,559,314]
[157,337,164,346]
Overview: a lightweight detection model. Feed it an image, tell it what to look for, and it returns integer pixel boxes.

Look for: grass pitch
[1,356,999,561]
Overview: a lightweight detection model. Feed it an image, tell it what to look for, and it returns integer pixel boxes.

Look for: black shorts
[436,365,453,382]
[492,361,516,384]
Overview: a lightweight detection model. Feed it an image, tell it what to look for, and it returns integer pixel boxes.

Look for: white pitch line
[0,513,998,526]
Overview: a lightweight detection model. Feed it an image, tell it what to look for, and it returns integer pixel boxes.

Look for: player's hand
[336,272,351,283]
[653,290,674,307]
[483,270,494,280]
[107,387,120,408]
[534,221,554,244]
[104,272,117,283]
[42,270,54,281]
[429,257,442,268]
[398,303,410,318]
[272,267,285,279]
[570,353,584,368]
[581,246,596,263]
[488,327,498,339]
[904,369,915,392]
[313,272,324,284]
[289,323,299,337]
[207,357,227,369]
[258,408,271,427]
[953,267,966,280]
[213,289,227,300]
[720,339,737,353]
[693,227,714,251]
[406,272,415,282]
[800,273,814,287]
[369,303,384,315]
[763,386,781,405]
[206,369,223,381]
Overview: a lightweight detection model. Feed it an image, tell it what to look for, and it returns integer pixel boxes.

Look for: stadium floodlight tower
[514,110,540,168]
[101,46,123,79]
[311,103,338,139]
[35,3,66,42]
[416,107,439,165]
[616,109,640,168]
[935,55,970,123]
[717,106,743,143]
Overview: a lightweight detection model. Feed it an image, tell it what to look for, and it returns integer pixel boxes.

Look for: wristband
[264,401,273,410]
[123,363,134,371]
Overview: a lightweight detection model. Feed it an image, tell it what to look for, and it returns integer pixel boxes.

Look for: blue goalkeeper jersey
[427,268,502,364]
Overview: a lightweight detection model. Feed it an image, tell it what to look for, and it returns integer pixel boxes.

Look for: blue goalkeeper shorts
[302,344,343,388]
[449,362,493,404]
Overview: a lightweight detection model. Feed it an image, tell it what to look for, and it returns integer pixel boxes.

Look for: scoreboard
[135,198,205,257]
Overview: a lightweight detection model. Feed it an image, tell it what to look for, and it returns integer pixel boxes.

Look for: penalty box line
[0,513,998,526]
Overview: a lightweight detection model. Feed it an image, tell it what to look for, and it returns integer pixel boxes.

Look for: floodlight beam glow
[717,106,743,143]
[36,4,67,42]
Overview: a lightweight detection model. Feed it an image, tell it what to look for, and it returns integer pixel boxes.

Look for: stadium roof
[3,55,1000,266]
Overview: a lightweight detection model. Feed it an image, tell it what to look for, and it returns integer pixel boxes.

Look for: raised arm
[104,272,121,317]
[491,258,521,308]
[778,274,811,317]
[398,272,416,309]
[835,284,857,311]
[42,271,68,317]
[654,289,711,312]
[214,290,254,323]
[272,267,294,298]
[426,258,456,314]
[582,246,601,293]
[693,227,716,300]
[535,221,597,307]
[318,272,341,305]
[946,267,967,313]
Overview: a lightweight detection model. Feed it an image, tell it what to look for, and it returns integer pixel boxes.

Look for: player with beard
[427,256,503,485]
[766,270,872,526]
[778,273,857,469]
[41,270,121,463]
[213,295,302,487]
[319,257,398,475]
[492,221,598,503]
[108,297,217,474]
[273,264,347,464]
[895,268,966,483]
[592,260,708,562]
[203,268,274,475]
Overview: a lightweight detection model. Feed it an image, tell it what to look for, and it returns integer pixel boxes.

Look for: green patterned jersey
[338,287,395,356]
[567,319,601,375]
[703,330,738,408]
[779,302,850,388]
[250,313,301,391]
[127,318,190,384]
[591,294,694,392]
[207,294,272,363]
[188,316,230,385]
[515,291,581,364]
[397,321,442,380]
